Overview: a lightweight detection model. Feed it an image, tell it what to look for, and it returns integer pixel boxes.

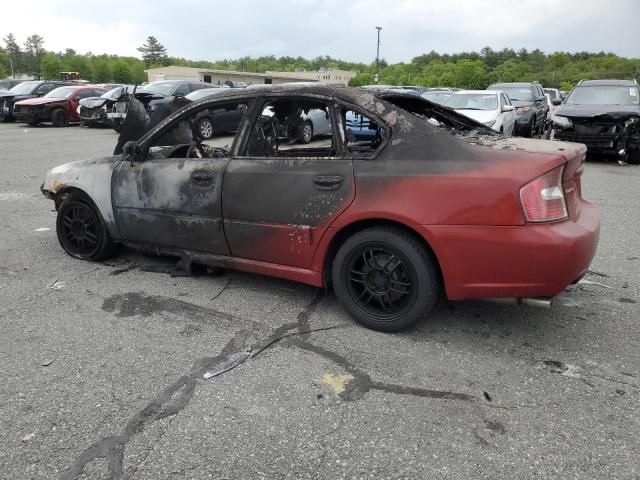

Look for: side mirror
[502,104,515,112]
[123,141,142,165]
[36,91,45,97]
[552,99,562,106]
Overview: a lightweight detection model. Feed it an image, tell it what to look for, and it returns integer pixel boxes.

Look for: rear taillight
[519,165,568,222]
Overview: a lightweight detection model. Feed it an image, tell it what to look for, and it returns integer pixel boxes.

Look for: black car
[549,79,640,164]
[487,82,548,137]
[78,85,132,129]
[135,80,212,112]
[0,80,73,121]
[110,80,214,132]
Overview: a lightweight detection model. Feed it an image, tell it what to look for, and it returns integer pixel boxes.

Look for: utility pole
[375,26,382,84]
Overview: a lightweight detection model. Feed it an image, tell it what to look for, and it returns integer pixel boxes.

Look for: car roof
[578,79,637,87]
[452,90,501,95]
[489,82,535,87]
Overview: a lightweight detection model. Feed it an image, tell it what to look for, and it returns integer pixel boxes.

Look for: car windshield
[421,92,453,105]
[140,83,177,96]
[444,93,498,110]
[185,88,226,101]
[493,86,533,102]
[566,86,639,105]
[44,87,76,99]
[9,81,39,94]
[101,87,124,99]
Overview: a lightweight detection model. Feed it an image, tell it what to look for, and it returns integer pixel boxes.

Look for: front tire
[51,109,69,127]
[56,194,115,261]
[332,227,440,332]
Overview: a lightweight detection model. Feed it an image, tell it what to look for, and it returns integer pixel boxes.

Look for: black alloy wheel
[347,246,414,315]
[332,227,440,332]
[56,195,115,260]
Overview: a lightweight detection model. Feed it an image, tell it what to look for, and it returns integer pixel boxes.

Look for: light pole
[375,26,382,84]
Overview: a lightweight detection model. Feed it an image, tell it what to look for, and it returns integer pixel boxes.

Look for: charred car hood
[554,104,640,120]
[16,97,65,106]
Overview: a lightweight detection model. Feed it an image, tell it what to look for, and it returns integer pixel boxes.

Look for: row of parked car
[3,77,639,164]
[376,80,640,164]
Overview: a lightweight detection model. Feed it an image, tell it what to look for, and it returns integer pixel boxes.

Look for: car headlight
[551,114,572,128]
[515,106,531,113]
[484,120,496,127]
[76,105,81,114]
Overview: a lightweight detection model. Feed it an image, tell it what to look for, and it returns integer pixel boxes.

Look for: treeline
[1,33,638,90]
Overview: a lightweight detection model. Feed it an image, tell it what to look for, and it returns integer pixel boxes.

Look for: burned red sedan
[14,85,107,126]
[40,84,599,331]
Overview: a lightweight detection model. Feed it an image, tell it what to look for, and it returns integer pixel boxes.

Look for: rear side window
[338,108,386,159]
[174,83,190,96]
[36,83,56,95]
[76,90,96,99]
[243,97,337,158]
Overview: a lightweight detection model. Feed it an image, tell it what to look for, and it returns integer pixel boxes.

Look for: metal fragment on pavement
[203,350,251,379]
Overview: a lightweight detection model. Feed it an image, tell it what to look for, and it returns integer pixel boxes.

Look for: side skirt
[119,241,324,287]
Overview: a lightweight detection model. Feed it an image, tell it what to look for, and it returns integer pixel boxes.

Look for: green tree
[23,34,45,75]
[91,56,111,82]
[40,52,61,79]
[3,33,21,75]
[137,36,167,67]
[112,61,133,83]
[559,81,574,91]
[0,63,7,80]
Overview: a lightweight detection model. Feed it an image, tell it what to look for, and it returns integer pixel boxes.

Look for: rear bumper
[420,201,600,300]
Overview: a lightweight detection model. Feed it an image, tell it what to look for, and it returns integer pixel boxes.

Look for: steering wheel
[186,143,205,158]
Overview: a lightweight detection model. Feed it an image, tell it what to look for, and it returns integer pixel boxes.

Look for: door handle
[313,175,343,190]
[191,170,214,183]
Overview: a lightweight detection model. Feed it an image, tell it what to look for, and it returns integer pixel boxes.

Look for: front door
[113,156,229,254]
[111,98,249,254]
[222,96,355,268]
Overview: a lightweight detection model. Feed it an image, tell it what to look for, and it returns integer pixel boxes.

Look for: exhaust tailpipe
[485,297,553,308]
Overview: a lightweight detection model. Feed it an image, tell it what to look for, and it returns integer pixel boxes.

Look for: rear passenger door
[222,96,355,269]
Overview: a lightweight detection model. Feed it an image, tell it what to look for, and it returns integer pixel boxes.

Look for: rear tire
[51,109,69,127]
[56,193,115,261]
[332,227,440,332]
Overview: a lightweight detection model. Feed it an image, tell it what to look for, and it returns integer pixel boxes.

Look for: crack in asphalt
[63,291,480,479]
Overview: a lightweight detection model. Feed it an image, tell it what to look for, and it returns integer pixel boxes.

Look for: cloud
[3,0,639,62]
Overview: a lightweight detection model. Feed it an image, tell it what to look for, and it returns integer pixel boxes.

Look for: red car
[40,85,600,331]
[14,85,107,127]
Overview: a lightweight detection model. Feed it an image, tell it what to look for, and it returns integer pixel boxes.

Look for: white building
[144,66,357,86]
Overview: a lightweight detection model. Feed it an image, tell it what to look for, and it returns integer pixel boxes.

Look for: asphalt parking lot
[0,122,638,480]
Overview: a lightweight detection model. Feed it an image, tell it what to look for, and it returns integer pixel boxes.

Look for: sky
[3,0,640,63]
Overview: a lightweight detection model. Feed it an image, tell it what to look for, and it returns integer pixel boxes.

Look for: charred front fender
[41,157,122,238]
